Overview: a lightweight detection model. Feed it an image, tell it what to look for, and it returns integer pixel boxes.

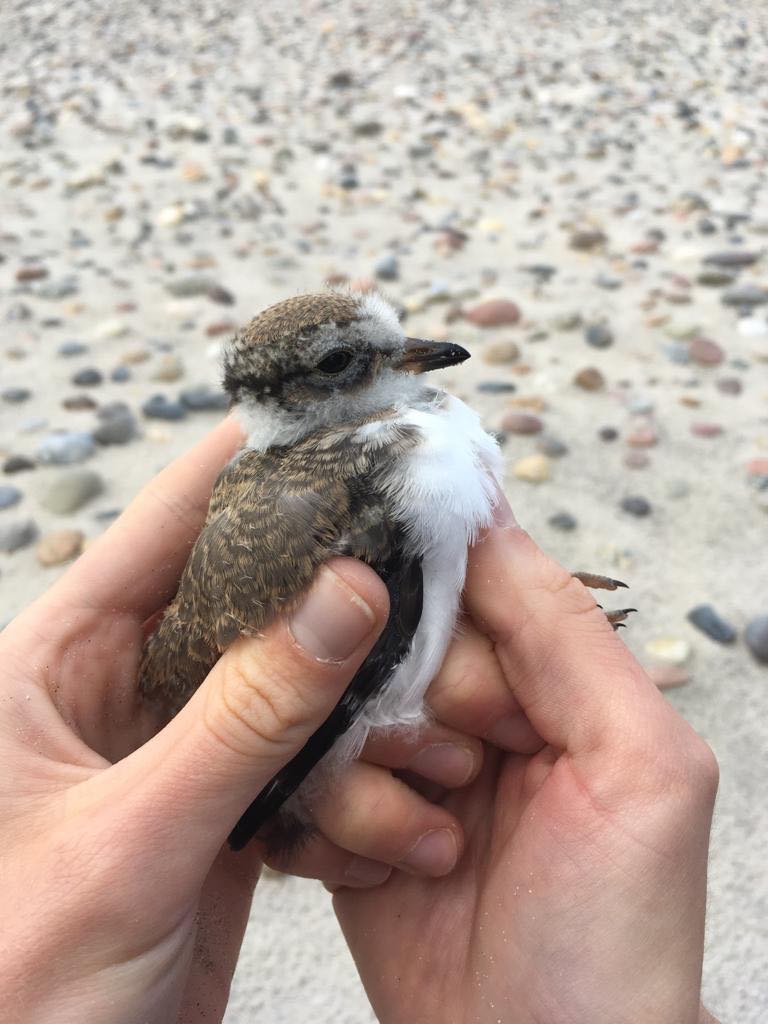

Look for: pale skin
[0,418,719,1023]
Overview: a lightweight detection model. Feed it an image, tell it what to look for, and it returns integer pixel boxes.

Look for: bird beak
[397,338,471,374]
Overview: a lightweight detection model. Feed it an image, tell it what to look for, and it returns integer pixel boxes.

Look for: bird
[139,290,634,852]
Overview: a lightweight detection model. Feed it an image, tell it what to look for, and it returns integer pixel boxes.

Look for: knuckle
[208,650,316,759]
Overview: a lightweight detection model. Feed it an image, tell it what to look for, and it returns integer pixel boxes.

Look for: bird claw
[573,572,637,630]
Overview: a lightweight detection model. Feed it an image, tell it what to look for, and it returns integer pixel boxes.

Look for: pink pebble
[691,422,724,438]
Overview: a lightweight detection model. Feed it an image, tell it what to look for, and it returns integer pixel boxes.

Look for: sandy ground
[1,1,766,1020]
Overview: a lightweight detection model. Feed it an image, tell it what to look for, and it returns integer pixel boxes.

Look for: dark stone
[599,426,619,441]
[179,385,229,411]
[142,394,188,421]
[3,456,35,474]
[744,615,768,663]
[585,323,613,348]
[2,387,31,404]
[207,285,236,306]
[548,511,578,532]
[703,251,760,268]
[477,380,517,394]
[71,367,103,387]
[620,495,652,517]
[58,340,89,357]
[93,402,137,445]
[687,604,737,645]
[110,366,132,383]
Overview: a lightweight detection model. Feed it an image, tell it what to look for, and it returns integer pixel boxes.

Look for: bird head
[223,291,470,448]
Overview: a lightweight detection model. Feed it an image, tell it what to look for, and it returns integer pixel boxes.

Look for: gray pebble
[93,403,137,445]
[110,365,132,383]
[548,511,578,532]
[374,254,399,280]
[37,432,95,465]
[703,251,759,268]
[744,615,768,664]
[0,519,37,553]
[3,456,35,474]
[621,495,652,517]
[165,276,219,298]
[537,434,569,458]
[179,385,229,411]
[58,341,88,357]
[721,284,768,306]
[687,604,737,645]
[697,270,736,287]
[585,323,613,348]
[42,470,104,515]
[476,380,517,394]
[71,367,103,387]
[142,394,188,421]
[594,272,622,290]
[2,387,32,404]
[34,275,79,300]
[0,485,22,510]
[663,341,691,364]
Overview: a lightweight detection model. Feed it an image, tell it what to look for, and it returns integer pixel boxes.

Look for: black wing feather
[227,537,423,852]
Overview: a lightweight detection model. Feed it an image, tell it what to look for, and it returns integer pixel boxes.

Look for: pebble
[464,299,521,327]
[482,340,520,364]
[620,495,652,517]
[179,385,229,410]
[624,451,651,469]
[41,470,104,514]
[374,254,399,281]
[0,519,37,553]
[645,637,691,666]
[0,485,22,510]
[703,251,759,268]
[626,423,657,447]
[663,341,691,364]
[569,228,606,251]
[476,380,517,394]
[165,276,219,298]
[500,412,543,435]
[574,366,605,390]
[689,337,724,366]
[151,354,185,382]
[744,616,768,664]
[584,323,613,348]
[687,604,737,644]
[537,434,569,458]
[142,394,188,421]
[647,665,690,689]
[110,366,132,383]
[37,432,95,465]
[721,284,768,306]
[548,511,577,531]
[36,529,85,567]
[2,387,32,404]
[3,456,35,475]
[513,453,551,482]
[58,340,88,357]
[62,395,97,412]
[716,377,742,395]
[92,319,130,341]
[71,367,103,387]
[696,270,736,287]
[93,403,138,445]
[599,426,618,442]
[691,422,724,438]
[551,312,582,331]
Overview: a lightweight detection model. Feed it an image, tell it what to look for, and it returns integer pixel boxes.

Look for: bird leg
[571,572,637,630]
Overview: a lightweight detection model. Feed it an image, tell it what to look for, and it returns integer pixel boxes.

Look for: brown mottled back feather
[139,420,420,714]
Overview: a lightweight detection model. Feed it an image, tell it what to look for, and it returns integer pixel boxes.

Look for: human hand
[334,497,720,1024]
[0,418,518,1024]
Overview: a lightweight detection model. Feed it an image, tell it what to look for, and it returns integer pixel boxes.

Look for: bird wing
[140,440,425,850]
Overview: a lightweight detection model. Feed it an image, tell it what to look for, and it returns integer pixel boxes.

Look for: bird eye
[316,350,353,374]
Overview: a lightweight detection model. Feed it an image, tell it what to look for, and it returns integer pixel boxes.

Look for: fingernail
[344,857,393,887]
[399,828,458,876]
[485,712,542,753]
[493,484,517,527]
[289,566,377,662]
[407,743,475,786]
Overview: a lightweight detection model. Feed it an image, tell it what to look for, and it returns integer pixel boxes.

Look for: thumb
[105,559,388,869]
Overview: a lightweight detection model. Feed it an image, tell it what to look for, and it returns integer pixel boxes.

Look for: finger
[75,559,390,883]
[426,621,544,754]
[360,722,482,788]
[465,507,672,755]
[40,417,243,622]
[313,759,463,877]
[262,833,392,889]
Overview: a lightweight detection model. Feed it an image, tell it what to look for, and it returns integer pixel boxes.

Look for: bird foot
[572,572,637,630]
